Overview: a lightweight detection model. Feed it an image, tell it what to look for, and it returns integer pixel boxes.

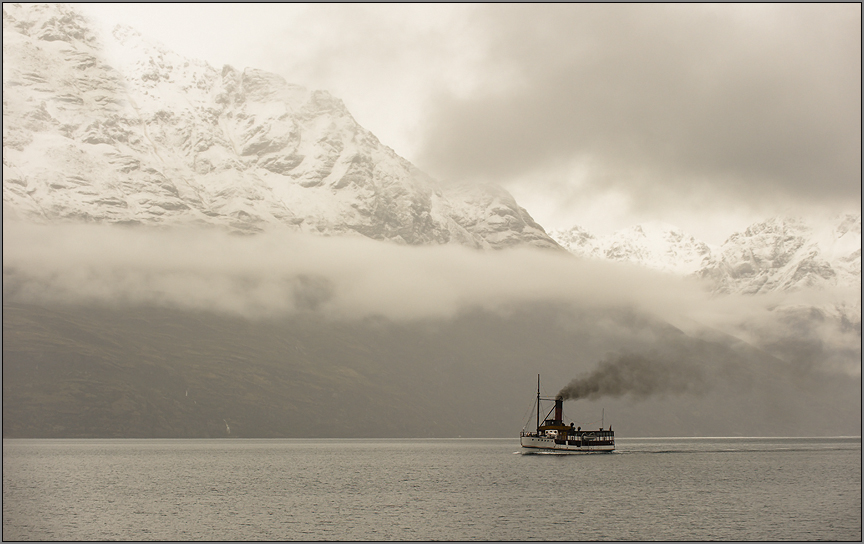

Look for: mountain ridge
[2,3,560,250]
[550,214,861,298]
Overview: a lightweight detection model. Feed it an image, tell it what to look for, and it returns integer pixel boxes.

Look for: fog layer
[4,222,707,321]
[5,221,857,377]
[4,222,859,437]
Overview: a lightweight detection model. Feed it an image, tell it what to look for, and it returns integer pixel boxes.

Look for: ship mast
[536,374,540,433]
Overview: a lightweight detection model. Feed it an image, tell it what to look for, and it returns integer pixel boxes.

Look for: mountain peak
[550,215,860,299]
[551,222,715,275]
[702,214,860,294]
[3,3,560,251]
[3,3,99,48]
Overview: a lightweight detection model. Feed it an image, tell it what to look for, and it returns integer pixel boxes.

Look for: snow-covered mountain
[698,215,861,295]
[3,4,858,291]
[551,215,861,297]
[2,3,559,250]
[551,221,716,275]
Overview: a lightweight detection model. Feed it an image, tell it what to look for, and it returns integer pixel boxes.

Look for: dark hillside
[3,302,860,438]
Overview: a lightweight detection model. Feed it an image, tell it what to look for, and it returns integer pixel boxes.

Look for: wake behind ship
[520,375,615,454]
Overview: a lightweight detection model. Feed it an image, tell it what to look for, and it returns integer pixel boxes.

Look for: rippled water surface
[3,437,861,541]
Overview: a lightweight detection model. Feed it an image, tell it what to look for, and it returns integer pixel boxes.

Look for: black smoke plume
[558,352,704,401]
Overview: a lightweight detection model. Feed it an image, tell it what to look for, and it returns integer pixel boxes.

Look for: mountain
[697,214,861,295]
[551,215,861,296]
[2,4,859,440]
[2,3,559,250]
[4,301,860,438]
[550,221,716,275]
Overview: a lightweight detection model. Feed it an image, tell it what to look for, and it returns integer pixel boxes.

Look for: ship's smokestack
[554,396,563,424]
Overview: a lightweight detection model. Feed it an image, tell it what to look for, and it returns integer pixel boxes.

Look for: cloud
[2,221,708,322]
[415,4,861,215]
[4,220,859,381]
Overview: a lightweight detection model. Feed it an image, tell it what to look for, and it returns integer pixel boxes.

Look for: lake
[3,437,861,541]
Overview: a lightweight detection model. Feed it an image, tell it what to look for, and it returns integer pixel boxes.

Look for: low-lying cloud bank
[4,221,859,376]
[2,221,704,319]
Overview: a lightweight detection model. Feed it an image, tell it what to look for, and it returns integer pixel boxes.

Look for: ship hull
[520,435,615,454]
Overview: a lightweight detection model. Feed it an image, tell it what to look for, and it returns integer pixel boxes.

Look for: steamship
[520,376,615,454]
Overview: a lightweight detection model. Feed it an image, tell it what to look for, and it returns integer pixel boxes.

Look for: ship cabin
[526,396,615,447]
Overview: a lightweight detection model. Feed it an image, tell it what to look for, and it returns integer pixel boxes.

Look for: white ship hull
[520,434,615,454]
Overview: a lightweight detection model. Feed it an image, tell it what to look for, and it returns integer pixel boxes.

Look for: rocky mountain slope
[551,214,861,297]
[2,3,558,250]
[4,301,859,438]
[698,214,861,296]
[551,221,716,275]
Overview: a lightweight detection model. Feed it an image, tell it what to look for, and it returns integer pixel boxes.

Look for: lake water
[3,437,861,541]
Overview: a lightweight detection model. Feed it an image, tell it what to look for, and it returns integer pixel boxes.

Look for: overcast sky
[77,3,860,244]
